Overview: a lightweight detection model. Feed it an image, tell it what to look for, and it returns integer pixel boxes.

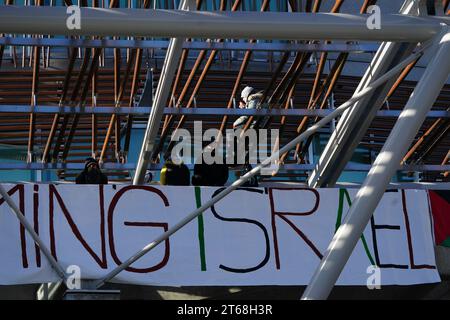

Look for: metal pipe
[331,0,344,13]
[306,0,428,187]
[0,162,448,172]
[0,36,379,52]
[302,26,450,300]
[2,105,448,118]
[28,42,40,163]
[402,114,446,163]
[93,46,425,287]
[162,48,188,129]
[132,1,189,185]
[163,23,256,157]
[0,184,67,282]
[281,52,348,162]
[155,48,208,155]
[61,47,102,162]
[159,48,218,159]
[51,48,91,162]
[385,58,418,99]
[0,44,4,69]
[99,49,137,163]
[312,0,322,13]
[0,7,448,41]
[411,119,450,164]
[291,51,349,161]
[28,0,43,163]
[123,49,144,157]
[275,0,346,161]
[91,23,99,157]
[442,150,450,178]
[270,83,296,161]
[308,51,327,108]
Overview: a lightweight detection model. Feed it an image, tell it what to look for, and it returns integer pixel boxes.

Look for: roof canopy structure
[0,0,448,184]
[0,0,449,300]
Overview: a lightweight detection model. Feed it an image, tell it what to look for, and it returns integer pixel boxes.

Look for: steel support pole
[302,26,450,300]
[132,0,191,185]
[93,48,421,288]
[0,7,448,41]
[0,184,67,282]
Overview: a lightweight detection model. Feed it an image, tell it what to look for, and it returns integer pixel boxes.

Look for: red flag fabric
[429,190,450,246]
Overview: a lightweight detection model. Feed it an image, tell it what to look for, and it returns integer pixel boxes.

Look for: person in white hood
[232,86,264,129]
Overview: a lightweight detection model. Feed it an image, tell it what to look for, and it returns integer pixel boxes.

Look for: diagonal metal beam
[290,0,378,163]
[406,116,450,165]
[91,0,100,158]
[61,48,102,163]
[308,0,427,188]
[277,0,347,163]
[100,0,150,164]
[41,47,77,163]
[99,48,137,163]
[442,150,450,178]
[51,48,90,163]
[132,0,193,185]
[27,0,43,164]
[403,107,450,163]
[121,48,144,159]
[289,51,348,162]
[302,26,450,300]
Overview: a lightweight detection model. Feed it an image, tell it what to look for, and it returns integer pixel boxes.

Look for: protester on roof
[232,86,265,129]
[160,160,190,186]
[75,157,108,185]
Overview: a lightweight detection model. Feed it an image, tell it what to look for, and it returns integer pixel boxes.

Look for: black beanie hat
[84,157,98,169]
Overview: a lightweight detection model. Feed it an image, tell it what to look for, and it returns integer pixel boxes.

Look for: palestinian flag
[429,190,450,247]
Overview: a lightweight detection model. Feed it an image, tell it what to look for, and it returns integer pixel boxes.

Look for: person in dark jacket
[191,147,229,187]
[160,161,190,186]
[191,162,229,187]
[75,157,108,185]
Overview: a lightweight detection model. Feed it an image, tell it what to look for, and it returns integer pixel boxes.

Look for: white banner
[0,184,440,286]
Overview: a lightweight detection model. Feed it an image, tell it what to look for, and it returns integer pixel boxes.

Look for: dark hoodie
[75,158,108,185]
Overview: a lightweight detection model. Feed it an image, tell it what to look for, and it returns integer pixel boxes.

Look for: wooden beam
[27,0,42,163]
[41,48,77,163]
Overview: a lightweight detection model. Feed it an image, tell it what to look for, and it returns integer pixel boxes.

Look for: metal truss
[0,36,378,53]
[0,162,448,172]
[0,105,449,117]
